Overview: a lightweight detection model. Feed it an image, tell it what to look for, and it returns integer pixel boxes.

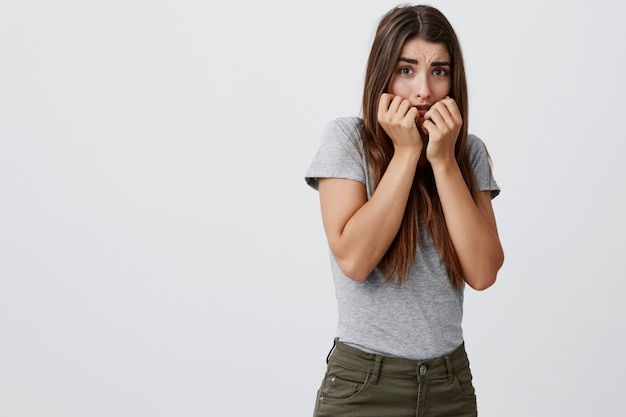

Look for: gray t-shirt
[305,117,500,360]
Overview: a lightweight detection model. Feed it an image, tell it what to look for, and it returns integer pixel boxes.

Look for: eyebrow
[398,57,451,67]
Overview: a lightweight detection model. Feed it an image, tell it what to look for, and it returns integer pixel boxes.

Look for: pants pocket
[453,364,476,400]
[318,359,370,403]
[313,360,373,417]
[421,366,477,417]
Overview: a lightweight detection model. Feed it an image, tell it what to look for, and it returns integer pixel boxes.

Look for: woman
[305,4,504,417]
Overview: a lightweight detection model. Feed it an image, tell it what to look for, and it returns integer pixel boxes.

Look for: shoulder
[466,133,492,163]
[467,133,487,152]
[466,133,500,197]
[319,117,365,154]
[323,117,364,142]
[305,117,368,190]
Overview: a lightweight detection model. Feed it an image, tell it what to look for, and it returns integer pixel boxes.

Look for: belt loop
[444,355,453,383]
[326,338,338,364]
[370,355,382,385]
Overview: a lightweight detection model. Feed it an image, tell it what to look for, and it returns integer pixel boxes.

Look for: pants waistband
[327,339,469,384]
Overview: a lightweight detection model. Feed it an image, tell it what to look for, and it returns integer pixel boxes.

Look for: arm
[423,98,504,290]
[432,168,504,290]
[318,94,423,282]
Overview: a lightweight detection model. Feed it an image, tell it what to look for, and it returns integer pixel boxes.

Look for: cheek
[388,78,411,98]
[434,81,452,99]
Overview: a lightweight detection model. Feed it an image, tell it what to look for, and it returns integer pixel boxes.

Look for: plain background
[1,0,625,416]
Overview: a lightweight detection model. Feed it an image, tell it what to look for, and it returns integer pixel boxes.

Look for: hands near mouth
[378,93,463,166]
[377,93,423,157]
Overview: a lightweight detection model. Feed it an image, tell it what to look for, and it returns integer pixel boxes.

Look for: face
[388,38,452,121]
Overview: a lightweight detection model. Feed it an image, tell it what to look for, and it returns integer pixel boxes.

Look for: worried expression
[388,38,452,120]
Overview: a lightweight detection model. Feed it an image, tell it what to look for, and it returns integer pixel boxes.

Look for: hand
[377,93,423,155]
[421,97,463,166]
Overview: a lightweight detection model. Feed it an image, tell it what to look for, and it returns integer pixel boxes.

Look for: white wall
[1,0,625,416]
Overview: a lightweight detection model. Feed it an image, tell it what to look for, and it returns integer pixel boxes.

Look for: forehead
[399,38,450,61]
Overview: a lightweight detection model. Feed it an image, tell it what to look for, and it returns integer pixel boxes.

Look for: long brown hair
[361,4,477,288]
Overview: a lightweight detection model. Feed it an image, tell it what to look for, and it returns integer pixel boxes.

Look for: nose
[413,74,431,99]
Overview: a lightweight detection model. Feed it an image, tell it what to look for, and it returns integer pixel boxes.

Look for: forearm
[331,150,420,281]
[432,162,504,290]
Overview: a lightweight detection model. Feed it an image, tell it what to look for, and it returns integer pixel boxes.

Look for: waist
[329,339,470,381]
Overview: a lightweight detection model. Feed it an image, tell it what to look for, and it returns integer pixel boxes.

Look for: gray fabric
[305,117,500,360]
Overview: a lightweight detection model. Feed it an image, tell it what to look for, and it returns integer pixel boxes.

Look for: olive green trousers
[312,339,478,417]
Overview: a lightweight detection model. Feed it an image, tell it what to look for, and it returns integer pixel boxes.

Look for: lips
[415,105,431,117]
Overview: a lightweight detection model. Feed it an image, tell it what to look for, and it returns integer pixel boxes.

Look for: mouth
[414,105,431,117]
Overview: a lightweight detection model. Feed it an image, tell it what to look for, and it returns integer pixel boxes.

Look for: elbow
[467,275,496,291]
[335,257,372,282]
[329,242,375,282]
[466,252,504,291]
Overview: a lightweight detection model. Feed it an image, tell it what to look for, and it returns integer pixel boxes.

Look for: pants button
[419,365,428,375]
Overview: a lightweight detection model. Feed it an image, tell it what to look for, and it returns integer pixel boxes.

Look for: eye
[433,68,448,76]
[399,67,413,76]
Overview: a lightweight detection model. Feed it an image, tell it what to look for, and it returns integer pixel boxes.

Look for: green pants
[313,339,478,417]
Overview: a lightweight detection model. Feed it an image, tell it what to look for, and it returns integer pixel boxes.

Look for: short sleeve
[305,117,367,191]
[467,134,500,199]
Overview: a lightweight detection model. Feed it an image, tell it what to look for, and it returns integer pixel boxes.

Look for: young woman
[305,4,504,417]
